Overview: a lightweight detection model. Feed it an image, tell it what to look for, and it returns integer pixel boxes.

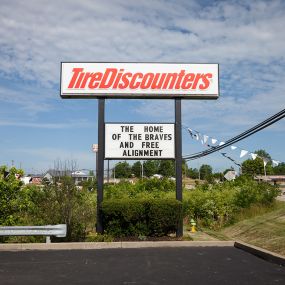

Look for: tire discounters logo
[60,63,219,99]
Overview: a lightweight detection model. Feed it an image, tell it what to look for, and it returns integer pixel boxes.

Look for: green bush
[234,176,280,208]
[104,178,175,200]
[148,198,182,236]
[101,199,147,237]
[102,198,182,237]
[182,176,280,229]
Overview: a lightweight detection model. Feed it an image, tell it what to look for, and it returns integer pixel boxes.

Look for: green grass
[220,201,285,256]
[200,228,230,241]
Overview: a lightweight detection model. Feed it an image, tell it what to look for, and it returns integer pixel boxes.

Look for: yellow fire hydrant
[190,219,197,233]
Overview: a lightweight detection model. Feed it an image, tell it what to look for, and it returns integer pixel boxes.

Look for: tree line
[113,149,285,181]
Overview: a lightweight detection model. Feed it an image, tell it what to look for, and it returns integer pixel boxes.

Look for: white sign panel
[105,123,175,159]
[61,63,219,99]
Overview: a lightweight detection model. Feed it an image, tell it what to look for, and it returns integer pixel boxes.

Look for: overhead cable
[183,108,285,160]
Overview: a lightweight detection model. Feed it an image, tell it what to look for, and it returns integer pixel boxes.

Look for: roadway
[0,247,284,284]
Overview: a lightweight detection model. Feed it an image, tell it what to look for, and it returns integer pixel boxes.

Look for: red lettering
[175,70,185,89]
[68,68,83,88]
[162,73,178,89]
[192,73,203,89]
[199,73,212,90]
[99,68,117,88]
[118,72,132,89]
[67,67,213,92]
[74,72,85,88]
[141,73,154,89]
[129,73,143,89]
[181,73,195,89]
[151,73,166,89]
[88,72,103,88]
[80,72,93,88]
[113,69,124,88]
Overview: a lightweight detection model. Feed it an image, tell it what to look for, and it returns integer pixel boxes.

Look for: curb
[0,241,234,251]
[234,241,285,266]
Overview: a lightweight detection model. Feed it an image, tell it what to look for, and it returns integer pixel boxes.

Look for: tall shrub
[102,198,182,237]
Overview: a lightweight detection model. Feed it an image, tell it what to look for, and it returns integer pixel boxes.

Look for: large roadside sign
[60,62,219,99]
[60,61,220,237]
[105,123,175,159]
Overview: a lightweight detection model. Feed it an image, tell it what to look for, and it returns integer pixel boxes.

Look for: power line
[183,108,285,160]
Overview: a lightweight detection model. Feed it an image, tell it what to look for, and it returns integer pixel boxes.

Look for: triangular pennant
[240,150,248,158]
[230,146,237,150]
[250,153,258,160]
[211,138,217,144]
[272,160,280,167]
[219,142,225,146]
[203,135,209,144]
[188,128,194,138]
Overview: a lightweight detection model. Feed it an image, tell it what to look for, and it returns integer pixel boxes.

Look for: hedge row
[101,198,182,237]
[183,178,280,228]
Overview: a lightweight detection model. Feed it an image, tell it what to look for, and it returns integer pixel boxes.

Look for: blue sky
[0,0,285,174]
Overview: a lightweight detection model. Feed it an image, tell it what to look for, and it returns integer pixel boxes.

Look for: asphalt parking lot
[0,247,284,285]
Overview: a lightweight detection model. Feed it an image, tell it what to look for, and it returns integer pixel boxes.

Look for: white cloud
[1,0,285,86]
[0,84,53,114]
[1,0,285,170]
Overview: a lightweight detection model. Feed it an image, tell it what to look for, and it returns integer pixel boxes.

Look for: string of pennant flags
[186,127,281,168]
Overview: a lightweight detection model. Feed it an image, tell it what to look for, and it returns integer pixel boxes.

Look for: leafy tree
[273,162,285,175]
[113,161,132,178]
[241,149,273,176]
[187,168,199,179]
[255,149,271,161]
[132,161,142,178]
[27,176,97,241]
[158,160,175,177]
[213,172,224,181]
[143,160,159,177]
[0,166,26,226]
[199,164,213,182]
